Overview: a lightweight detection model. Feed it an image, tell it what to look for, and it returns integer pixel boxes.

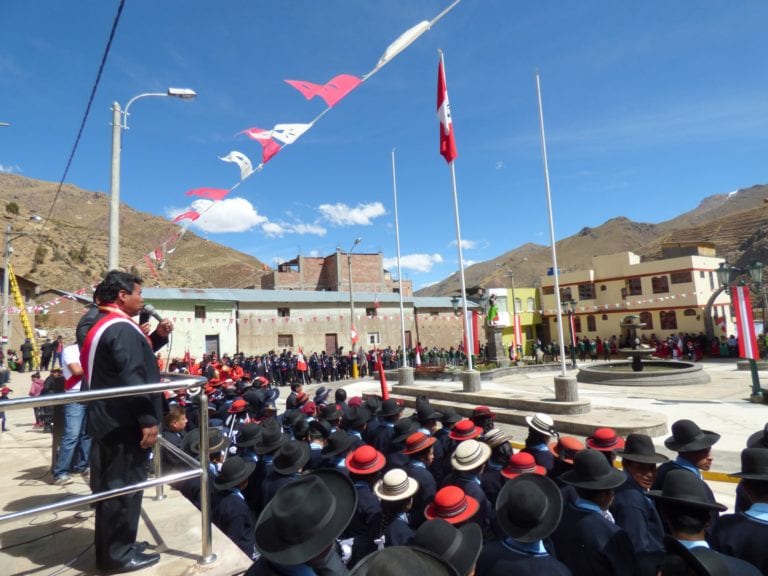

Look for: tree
[5,202,19,215]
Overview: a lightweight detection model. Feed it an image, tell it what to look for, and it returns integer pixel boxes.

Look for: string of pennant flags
[5,1,463,307]
[136,0,463,281]
[9,288,728,319]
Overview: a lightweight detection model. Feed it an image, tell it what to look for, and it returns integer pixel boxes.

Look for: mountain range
[1,173,766,296]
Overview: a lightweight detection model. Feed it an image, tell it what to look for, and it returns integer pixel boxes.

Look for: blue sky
[2,1,768,290]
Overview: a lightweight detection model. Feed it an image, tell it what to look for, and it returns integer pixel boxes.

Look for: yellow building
[538,246,732,343]
[486,287,542,357]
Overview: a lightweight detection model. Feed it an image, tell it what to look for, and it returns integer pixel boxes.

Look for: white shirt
[62,344,82,392]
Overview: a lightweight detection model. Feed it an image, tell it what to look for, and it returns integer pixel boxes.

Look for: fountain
[576,315,710,386]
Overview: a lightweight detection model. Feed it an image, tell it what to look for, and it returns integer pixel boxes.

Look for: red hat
[346,445,386,475]
[228,398,248,414]
[471,406,496,420]
[549,436,585,465]
[586,428,625,452]
[208,378,221,387]
[301,401,317,416]
[1,386,10,395]
[501,452,546,479]
[449,419,482,441]
[402,432,437,456]
[348,396,363,408]
[425,485,479,525]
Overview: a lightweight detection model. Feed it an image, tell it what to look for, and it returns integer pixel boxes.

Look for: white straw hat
[450,439,492,471]
[373,468,420,502]
[525,413,556,436]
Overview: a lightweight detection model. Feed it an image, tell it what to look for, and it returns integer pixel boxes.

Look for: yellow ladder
[8,262,39,367]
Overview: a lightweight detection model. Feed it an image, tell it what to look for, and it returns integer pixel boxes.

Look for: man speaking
[78,271,173,573]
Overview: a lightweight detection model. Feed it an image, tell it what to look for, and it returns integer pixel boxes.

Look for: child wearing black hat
[213,456,257,559]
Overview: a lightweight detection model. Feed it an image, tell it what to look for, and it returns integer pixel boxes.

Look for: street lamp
[109,87,197,270]
[2,216,43,358]
[562,299,578,368]
[716,260,766,400]
[345,237,362,377]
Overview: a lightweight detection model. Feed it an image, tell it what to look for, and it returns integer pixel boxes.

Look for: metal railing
[0,375,217,565]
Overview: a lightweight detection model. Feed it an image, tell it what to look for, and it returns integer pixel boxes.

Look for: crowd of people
[153,370,768,575]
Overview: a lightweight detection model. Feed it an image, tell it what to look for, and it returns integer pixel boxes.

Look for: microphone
[141,304,164,323]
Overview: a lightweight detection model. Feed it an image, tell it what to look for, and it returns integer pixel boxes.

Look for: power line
[39,0,126,238]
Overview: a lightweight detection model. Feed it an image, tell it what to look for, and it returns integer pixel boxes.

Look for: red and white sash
[80,309,148,387]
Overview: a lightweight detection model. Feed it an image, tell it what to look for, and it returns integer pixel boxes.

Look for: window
[639,311,653,330]
[587,315,596,332]
[670,271,692,284]
[194,305,206,320]
[496,296,509,313]
[368,332,381,345]
[277,307,290,318]
[700,271,705,278]
[709,271,715,290]
[660,310,678,330]
[277,334,294,347]
[578,283,596,300]
[601,314,608,321]
[573,316,582,333]
[514,298,522,314]
[542,286,555,295]
[527,297,535,312]
[366,307,378,317]
[651,276,669,294]
[684,308,697,317]
[627,278,642,296]
[560,287,573,300]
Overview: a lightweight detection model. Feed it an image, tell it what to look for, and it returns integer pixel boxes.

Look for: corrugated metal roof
[142,287,477,308]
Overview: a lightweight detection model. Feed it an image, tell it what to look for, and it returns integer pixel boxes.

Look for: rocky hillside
[417,184,768,296]
[0,173,269,291]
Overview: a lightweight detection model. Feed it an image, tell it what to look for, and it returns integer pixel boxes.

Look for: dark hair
[743,479,768,501]
[575,487,612,502]
[491,441,514,465]
[164,405,186,427]
[97,270,143,304]
[661,503,710,535]
[525,428,550,447]
[335,388,347,403]
[379,497,412,539]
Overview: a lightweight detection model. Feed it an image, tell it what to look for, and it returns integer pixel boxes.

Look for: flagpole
[535,71,568,378]
[440,50,473,372]
[391,148,409,368]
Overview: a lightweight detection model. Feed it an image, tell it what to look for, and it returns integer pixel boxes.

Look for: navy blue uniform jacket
[551,503,636,576]
[713,512,768,574]
[476,540,572,576]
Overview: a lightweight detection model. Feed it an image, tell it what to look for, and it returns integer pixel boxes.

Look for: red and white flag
[732,285,759,360]
[185,187,230,201]
[437,55,457,164]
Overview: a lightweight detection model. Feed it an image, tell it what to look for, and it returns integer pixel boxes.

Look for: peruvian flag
[732,285,759,360]
[350,326,359,344]
[437,55,458,164]
[296,346,308,372]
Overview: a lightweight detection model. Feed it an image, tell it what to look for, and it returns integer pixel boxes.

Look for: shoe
[78,468,90,481]
[54,475,73,486]
[132,541,151,553]
[101,552,160,574]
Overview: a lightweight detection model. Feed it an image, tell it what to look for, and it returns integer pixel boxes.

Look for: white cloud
[262,222,288,237]
[167,197,267,233]
[448,239,478,250]
[383,253,443,273]
[308,250,320,257]
[462,259,477,268]
[291,223,327,236]
[0,164,21,174]
[318,202,386,226]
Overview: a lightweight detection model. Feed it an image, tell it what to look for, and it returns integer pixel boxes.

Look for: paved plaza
[0,358,764,574]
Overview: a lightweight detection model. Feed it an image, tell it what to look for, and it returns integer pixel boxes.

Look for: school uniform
[551,500,636,576]
[213,488,256,559]
[712,505,768,574]
[610,471,665,575]
[521,443,555,474]
[673,540,761,575]
[384,514,415,547]
[345,481,382,566]
[652,458,719,536]
[405,459,436,529]
[476,539,572,576]
[444,470,493,532]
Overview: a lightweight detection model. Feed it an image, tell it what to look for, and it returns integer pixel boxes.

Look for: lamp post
[2,216,42,357]
[346,237,362,378]
[716,261,765,400]
[562,299,578,368]
[109,87,197,270]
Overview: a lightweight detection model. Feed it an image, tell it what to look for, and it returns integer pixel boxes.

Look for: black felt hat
[185,427,231,456]
[214,456,256,491]
[255,470,357,566]
[321,430,356,458]
[495,474,563,543]
[344,406,372,429]
[272,440,311,475]
[616,433,669,464]
[747,423,768,449]
[440,408,462,428]
[236,423,262,448]
[729,447,768,481]
[648,469,727,511]
[350,546,459,576]
[282,409,305,430]
[319,403,343,422]
[559,449,626,490]
[392,419,420,444]
[254,417,289,455]
[664,419,720,453]
[380,398,405,418]
[415,519,481,576]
